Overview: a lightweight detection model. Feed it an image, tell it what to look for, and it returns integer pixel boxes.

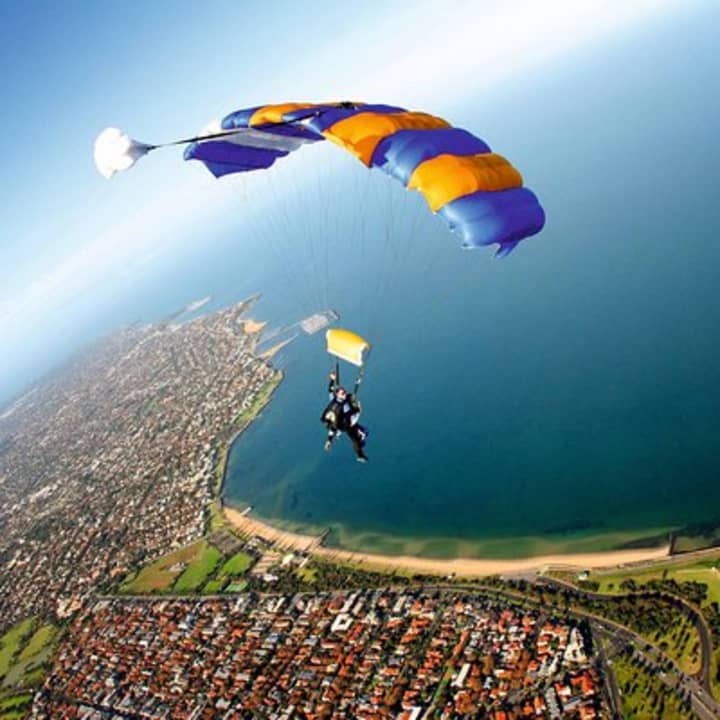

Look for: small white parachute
[93,128,153,179]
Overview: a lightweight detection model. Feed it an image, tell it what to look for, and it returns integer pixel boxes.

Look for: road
[592,625,623,720]
[538,575,715,694]
[591,616,720,720]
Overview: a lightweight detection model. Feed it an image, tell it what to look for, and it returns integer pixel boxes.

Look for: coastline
[223,505,671,577]
[214,370,284,509]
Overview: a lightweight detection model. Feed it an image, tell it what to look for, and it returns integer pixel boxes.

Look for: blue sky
[0,0,712,402]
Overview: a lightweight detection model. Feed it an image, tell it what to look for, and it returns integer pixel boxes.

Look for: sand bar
[243,319,267,334]
[223,506,671,577]
[258,337,295,360]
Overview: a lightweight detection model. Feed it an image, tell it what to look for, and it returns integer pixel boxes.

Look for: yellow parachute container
[326,328,370,367]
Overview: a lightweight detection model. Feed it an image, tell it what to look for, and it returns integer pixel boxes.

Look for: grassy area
[203,578,227,594]
[0,617,60,711]
[613,650,697,719]
[225,580,248,593]
[3,621,59,693]
[17,625,56,664]
[218,551,253,578]
[208,500,226,533]
[0,693,33,720]
[0,620,34,680]
[297,565,318,583]
[0,709,30,719]
[593,554,720,600]
[21,669,44,687]
[208,447,229,533]
[173,543,223,593]
[232,371,281,428]
[120,539,255,597]
[655,613,700,676]
[570,593,701,675]
[0,695,32,711]
[120,541,205,594]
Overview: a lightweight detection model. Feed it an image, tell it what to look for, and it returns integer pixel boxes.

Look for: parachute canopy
[326,328,370,367]
[183,101,546,257]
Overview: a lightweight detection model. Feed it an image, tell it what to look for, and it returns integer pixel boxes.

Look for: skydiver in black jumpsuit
[321,373,368,462]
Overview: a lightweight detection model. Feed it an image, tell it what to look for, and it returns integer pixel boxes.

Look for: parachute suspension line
[406,190,424,260]
[323,156,340,310]
[264,171,304,311]
[250,173,307,316]
[302,166,326,311]
[316,149,343,313]
[296,165,321,313]
[314,150,331,311]
[418,207,451,290]
[321,152,340,312]
[354,166,375,333]
[354,169,366,269]
[359,165,374,271]
[233,174,304,315]
[293,163,323,315]
[256,169,314,319]
[266,167,316,317]
[353,170,374,340]
[399,172,418,257]
[367,172,399,346]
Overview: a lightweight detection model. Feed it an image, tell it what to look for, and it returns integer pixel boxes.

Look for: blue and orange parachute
[182,102,545,257]
[95,101,545,257]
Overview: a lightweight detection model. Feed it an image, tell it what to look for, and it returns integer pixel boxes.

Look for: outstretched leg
[324,427,338,452]
[348,425,368,462]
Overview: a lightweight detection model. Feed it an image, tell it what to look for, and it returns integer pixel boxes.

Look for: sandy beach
[223,506,671,577]
[243,319,267,334]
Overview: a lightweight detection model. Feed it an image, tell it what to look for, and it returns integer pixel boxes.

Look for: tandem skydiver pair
[320,329,370,463]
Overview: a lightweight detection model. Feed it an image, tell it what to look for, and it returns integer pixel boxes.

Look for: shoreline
[222,505,671,577]
[214,372,284,506]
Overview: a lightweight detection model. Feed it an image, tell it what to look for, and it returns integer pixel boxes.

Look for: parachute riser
[353,365,365,397]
